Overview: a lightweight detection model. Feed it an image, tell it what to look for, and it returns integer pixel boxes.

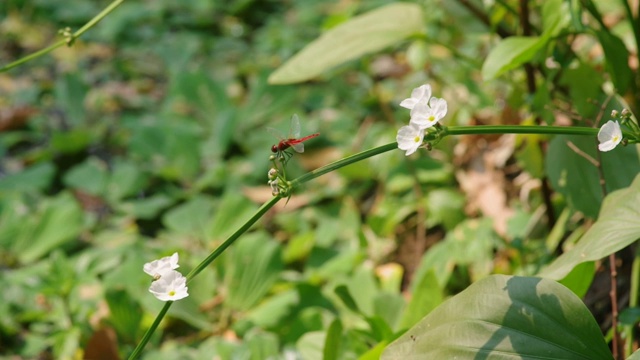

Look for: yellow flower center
[169,290,176,296]
[428,115,435,121]
[613,135,620,142]
[414,136,421,143]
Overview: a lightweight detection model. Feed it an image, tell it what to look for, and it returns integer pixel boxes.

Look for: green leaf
[557,261,595,298]
[539,174,640,280]
[398,270,443,329]
[0,162,55,192]
[546,135,640,218]
[105,289,142,343]
[596,30,632,93]
[481,36,546,80]
[268,3,424,84]
[224,232,283,311]
[334,285,361,314]
[382,275,613,359]
[63,157,108,196]
[162,196,215,237]
[323,319,343,360]
[15,192,84,264]
[542,0,570,37]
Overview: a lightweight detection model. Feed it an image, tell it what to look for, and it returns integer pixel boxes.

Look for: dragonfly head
[271,144,278,153]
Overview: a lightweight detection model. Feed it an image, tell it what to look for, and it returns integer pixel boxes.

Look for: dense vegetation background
[1,0,640,359]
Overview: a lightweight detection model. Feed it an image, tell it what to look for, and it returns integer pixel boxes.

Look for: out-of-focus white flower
[269,178,280,196]
[396,124,425,156]
[410,97,448,130]
[143,252,180,280]
[148,270,189,301]
[400,84,432,110]
[598,120,622,152]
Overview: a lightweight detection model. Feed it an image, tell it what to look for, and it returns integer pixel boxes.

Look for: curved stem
[128,302,172,360]
[0,0,125,72]
[291,142,397,186]
[186,196,281,280]
[128,196,280,359]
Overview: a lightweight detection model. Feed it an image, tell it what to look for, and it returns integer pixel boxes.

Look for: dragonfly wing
[290,114,301,138]
[291,142,304,153]
[267,126,285,140]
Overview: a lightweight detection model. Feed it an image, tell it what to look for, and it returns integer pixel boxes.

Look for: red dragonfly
[269,114,319,158]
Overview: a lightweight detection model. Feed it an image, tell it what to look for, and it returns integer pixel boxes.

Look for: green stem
[129,196,280,359]
[185,196,281,280]
[128,301,171,360]
[0,0,125,72]
[625,247,640,357]
[445,125,598,136]
[291,142,397,186]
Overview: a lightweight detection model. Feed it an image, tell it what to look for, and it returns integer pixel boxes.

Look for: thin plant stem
[128,302,171,360]
[131,123,609,359]
[0,0,125,72]
[129,196,281,360]
[625,247,640,356]
[186,196,281,280]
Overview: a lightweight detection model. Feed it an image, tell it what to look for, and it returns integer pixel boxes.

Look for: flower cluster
[143,252,189,301]
[396,84,448,155]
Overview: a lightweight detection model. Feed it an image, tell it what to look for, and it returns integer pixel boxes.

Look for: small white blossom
[396,124,425,156]
[410,97,448,130]
[400,84,432,110]
[269,178,280,196]
[143,252,179,280]
[598,120,622,152]
[148,270,189,301]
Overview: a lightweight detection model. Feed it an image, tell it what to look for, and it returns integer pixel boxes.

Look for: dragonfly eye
[271,145,278,153]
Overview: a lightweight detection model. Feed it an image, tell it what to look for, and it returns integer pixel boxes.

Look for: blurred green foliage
[1,0,640,359]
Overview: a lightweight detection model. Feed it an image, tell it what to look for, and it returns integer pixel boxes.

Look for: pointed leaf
[268,3,424,84]
[482,36,545,80]
[382,275,612,359]
[539,174,640,280]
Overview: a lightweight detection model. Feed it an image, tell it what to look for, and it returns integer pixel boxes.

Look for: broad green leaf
[0,162,55,192]
[105,289,142,343]
[596,30,632,93]
[63,157,109,196]
[323,319,343,360]
[55,73,87,126]
[481,36,545,80]
[546,136,640,218]
[629,349,640,360]
[558,261,595,298]
[224,232,283,311]
[162,196,215,237]
[382,275,612,359]
[398,270,442,330]
[15,192,84,264]
[268,3,424,84]
[539,174,640,280]
[542,0,570,37]
[106,159,147,201]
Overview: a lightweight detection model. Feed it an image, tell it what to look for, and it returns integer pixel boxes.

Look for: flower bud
[268,168,278,180]
[611,110,619,118]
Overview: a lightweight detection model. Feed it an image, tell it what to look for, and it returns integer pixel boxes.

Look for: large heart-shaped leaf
[539,174,640,280]
[268,3,423,84]
[382,275,612,359]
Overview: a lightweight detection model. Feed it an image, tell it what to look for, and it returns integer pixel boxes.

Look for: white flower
[410,97,448,130]
[598,120,622,152]
[396,124,425,156]
[143,252,179,280]
[269,178,280,196]
[148,270,189,301]
[400,84,432,110]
